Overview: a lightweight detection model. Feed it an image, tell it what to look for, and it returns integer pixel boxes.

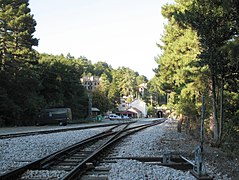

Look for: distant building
[116,110,137,118]
[117,97,148,118]
[127,107,142,118]
[80,76,101,117]
[91,107,100,116]
[80,76,100,91]
[129,99,147,118]
[118,97,129,111]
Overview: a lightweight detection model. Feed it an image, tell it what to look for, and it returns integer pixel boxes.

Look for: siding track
[0,122,131,139]
[0,120,164,180]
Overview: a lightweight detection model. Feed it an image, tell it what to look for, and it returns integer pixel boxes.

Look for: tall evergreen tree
[113,67,137,97]
[0,0,39,125]
[0,0,38,64]
[155,0,202,118]
[176,0,237,144]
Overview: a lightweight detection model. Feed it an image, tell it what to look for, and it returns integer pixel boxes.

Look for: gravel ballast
[1,119,235,179]
[107,119,233,179]
[109,159,194,180]
[107,119,196,180]
[0,127,110,174]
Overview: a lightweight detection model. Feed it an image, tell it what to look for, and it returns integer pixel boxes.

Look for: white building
[129,99,147,118]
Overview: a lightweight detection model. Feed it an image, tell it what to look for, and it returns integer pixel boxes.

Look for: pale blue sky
[29,0,175,79]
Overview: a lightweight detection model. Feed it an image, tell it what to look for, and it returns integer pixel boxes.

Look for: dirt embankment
[156,120,239,180]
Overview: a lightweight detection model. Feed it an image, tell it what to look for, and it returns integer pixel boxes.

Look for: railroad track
[0,122,133,139]
[0,120,163,180]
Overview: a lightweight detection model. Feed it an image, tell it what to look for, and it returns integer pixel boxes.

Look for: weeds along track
[0,120,164,180]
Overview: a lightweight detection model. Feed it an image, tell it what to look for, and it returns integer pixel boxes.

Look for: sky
[29,0,175,79]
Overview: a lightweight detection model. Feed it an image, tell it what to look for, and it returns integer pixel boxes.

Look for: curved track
[0,120,164,180]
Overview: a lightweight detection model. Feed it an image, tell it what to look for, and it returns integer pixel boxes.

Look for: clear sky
[29,0,175,79]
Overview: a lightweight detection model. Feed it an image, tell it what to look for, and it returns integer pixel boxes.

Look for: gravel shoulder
[151,119,239,180]
[108,119,238,180]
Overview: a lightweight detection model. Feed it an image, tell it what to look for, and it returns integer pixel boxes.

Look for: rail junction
[0,119,214,180]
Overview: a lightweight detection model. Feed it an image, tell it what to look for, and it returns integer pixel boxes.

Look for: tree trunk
[219,78,224,143]
[177,114,183,133]
[185,116,190,134]
[211,75,219,143]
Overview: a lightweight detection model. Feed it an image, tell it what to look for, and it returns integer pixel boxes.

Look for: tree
[92,87,110,114]
[0,61,44,125]
[147,77,167,106]
[157,0,239,147]
[0,0,39,126]
[0,0,38,64]
[107,82,120,111]
[220,0,239,93]
[98,73,110,94]
[93,61,113,80]
[175,0,238,145]
[147,104,156,117]
[136,75,148,86]
[112,67,137,98]
[38,53,88,119]
[155,0,202,124]
[77,56,94,76]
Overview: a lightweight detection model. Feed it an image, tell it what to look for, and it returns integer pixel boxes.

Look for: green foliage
[156,0,239,148]
[147,105,156,117]
[221,91,239,154]
[112,67,137,97]
[0,0,38,63]
[175,83,199,117]
[77,56,94,76]
[136,75,148,85]
[107,79,121,108]
[180,0,238,144]
[38,54,89,119]
[155,0,202,120]
[0,52,91,125]
[93,61,113,81]
[0,61,43,125]
[0,0,41,125]
[92,87,110,114]
[99,73,111,94]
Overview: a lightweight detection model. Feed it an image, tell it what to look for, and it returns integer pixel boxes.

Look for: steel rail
[63,120,164,180]
[0,121,134,139]
[0,123,127,180]
[0,120,164,180]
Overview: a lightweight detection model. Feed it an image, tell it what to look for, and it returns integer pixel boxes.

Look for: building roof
[91,107,100,112]
[128,107,142,114]
[117,110,137,115]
